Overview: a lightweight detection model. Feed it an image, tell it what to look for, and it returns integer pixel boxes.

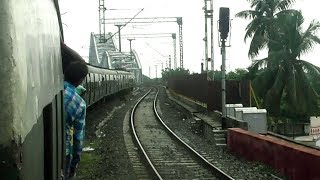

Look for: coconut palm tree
[236,0,298,59]
[250,12,320,116]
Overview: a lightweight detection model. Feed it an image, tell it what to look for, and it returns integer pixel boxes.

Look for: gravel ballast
[76,86,286,179]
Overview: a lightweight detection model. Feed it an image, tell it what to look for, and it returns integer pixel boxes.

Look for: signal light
[219,7,230,40]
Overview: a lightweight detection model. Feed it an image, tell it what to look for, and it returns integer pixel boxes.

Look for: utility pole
[201,62,204,74]
[219,7,230,129]
[210,0,214,73]
[99,0,106,42]
[221,39,227,128]
[127,38,135,62]
[204,0,214,76]
[115,24,123,52]
[172,33,177,69]
[177,17,183,68]
[204,0,208,72]
[149,66,151,78]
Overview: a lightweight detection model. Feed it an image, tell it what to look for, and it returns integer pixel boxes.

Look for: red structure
[228,128,320,180]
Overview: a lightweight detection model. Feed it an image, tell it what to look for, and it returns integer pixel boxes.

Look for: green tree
[161,68,190,82]
[207,70,221,80]
[249,12,320,116]
[236,0,298,59]
[227,68,249,80]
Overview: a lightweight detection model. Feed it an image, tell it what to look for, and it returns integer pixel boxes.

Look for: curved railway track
[130,88,234,180]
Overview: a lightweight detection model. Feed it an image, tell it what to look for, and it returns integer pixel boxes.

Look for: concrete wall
[228,128,320,180]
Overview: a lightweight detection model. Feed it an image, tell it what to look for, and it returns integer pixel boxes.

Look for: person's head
[61,43,85,73]
[64,61,88,87]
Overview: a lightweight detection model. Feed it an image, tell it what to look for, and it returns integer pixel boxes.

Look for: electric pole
[127,38,135,62]
[115,24,123,52]
[219,7,230,129]
[204,0,208,71]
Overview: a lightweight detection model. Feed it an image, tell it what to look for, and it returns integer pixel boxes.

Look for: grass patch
[77,139,104,179]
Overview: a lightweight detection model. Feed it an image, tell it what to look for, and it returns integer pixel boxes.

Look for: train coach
[83,64,135,107]
[0,0,135,179]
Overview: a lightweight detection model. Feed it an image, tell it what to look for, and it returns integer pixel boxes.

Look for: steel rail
[130,89,163,180]
[131,88,235,179]
[153,88,235,180]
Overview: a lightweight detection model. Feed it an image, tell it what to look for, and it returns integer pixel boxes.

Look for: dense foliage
[161,68,190,82]
[236,0,320,118]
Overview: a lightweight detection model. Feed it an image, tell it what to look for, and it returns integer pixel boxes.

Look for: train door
[97,74,100,100]
[108,75,111,95]
[114,75,117,93]
[92,73,95,103]
[119,75,121,90]
[110,75,114,94]
[42,92,64,180]
[104,75,107,95]
[83,76,89,103]
[97,74,100,101]
[87,74,91,105]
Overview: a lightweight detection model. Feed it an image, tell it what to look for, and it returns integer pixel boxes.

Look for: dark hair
[61,43,86,73]
[64,61,88,86]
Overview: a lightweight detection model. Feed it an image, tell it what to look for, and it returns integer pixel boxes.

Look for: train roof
[86,63,133,75]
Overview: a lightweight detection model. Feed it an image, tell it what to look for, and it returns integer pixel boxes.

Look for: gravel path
[77,87,147,180]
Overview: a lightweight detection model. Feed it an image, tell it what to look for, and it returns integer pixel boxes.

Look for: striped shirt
[64,81,86,167]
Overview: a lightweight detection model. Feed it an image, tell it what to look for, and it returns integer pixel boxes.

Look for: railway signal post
[219,7,230,129]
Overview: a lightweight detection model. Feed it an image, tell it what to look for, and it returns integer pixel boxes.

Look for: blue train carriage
[0,0,64,179]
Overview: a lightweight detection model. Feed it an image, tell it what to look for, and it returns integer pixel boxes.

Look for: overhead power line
[104,8,144,43]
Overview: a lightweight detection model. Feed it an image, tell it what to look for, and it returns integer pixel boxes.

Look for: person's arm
[70,103,86,169]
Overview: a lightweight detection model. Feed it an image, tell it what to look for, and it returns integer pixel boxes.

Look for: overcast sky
[60,0,319,77]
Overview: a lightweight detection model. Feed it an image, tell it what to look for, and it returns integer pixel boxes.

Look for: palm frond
[264,66,286,115]
[250,0,263,9]
[276,0,296,11]
[298,60,320,76]
[299,37,320,55]
[248,31,268,58]
[251,67,278,98]
[235,10,258,20]
[299,20,320,54]
[285,62,298,110]
[244,18,266,41]
[248,58,268,73]
[293,64,320,115]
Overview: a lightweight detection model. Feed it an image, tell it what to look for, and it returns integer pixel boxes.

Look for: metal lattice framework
[104,17,184,69]
[203,0,214,72]
[172,33,177,69]
[114,33,177,69]
[99,0,106,42]
[177,17,183,68]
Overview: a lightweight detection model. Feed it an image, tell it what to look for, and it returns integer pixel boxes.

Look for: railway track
[130,88,234,180]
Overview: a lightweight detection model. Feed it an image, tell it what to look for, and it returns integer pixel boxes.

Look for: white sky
[60,0,320,78]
